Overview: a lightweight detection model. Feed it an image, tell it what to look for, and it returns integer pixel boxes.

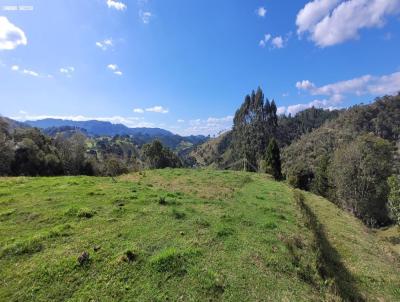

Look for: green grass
[0,169,399,301]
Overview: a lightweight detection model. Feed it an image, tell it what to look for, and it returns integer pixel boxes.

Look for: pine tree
[265,138,282,180]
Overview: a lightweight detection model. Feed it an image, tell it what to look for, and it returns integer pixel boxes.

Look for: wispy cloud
[259,34,271,48]
[178,115,233,136]
[139,10,153,24]
[106,0,127,11]
[22,69,39,77]
[145,106,169,114]
[95,39,113,51]
[296,0,400,47]
[10,64,50,78]
[59,66,75,77]
[133,108,144,114]
[0,17,27,50]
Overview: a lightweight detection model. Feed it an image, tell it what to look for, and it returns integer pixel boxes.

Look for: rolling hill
[0,169,399,301]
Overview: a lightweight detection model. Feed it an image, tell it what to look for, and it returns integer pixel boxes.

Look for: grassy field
[0,169,399,301]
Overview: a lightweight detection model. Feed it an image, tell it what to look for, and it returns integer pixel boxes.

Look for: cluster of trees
[0,122,95,176]
[193,93,341,171]
[0,119,183,177]
[141,140,182,169]
[282,94,400,226]
[232,87,279,171]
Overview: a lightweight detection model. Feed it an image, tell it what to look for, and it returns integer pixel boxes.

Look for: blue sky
[1,0,400,135]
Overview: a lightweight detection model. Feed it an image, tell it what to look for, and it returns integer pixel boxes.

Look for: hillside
[24,118,207,150]
[190,131,234,168]
[0,116,30,131]
[282,95,400,195]
[0,169,399,301]
[190,107,341,170]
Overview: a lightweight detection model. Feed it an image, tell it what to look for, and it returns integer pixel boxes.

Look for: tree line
[0,120,183,177]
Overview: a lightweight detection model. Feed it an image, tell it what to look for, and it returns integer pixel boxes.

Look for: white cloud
[296,0,400,47]
[296,73,400,97]
[289,71,400,115]
[256,7,267,17]
[22,69,39,77]
[139,10,153,24]
[59,66,74,77]
[106,0,127,11]
[145,106,169,114]
[95,39,113,50]
[177,119,185,123]
[107,64,122,75]
[180,115,233,136]
[133,108,144,113]
[10,64,46,77]
[282,96,342,116]
[296,0,341,34]
[107,64,118,71]
[271,36,284,48]
[259,33,288,49]
[296,80,316,90]
[259,34,271,47]
[0,17,27,50]
[312,75,373,96]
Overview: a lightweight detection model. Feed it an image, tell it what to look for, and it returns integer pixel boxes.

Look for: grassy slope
[0,169,399,301]
[303,192,400,300]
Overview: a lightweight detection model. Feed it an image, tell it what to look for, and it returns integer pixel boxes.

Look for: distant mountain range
[1,117,207,150]
[25,119,176,137]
